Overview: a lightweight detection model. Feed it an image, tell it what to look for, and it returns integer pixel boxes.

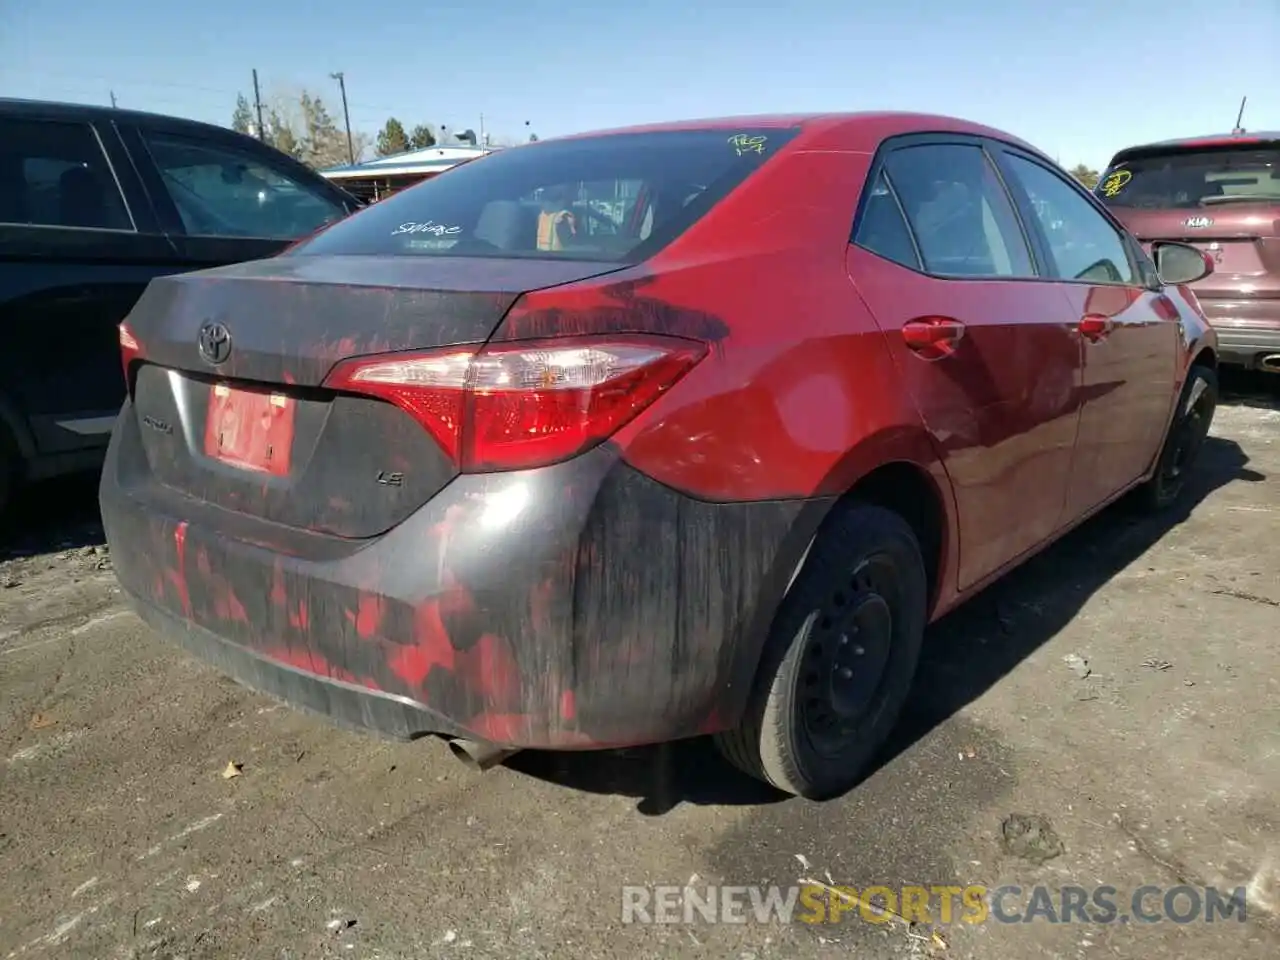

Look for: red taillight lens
[119,322,142,382]
[323,335,706,472]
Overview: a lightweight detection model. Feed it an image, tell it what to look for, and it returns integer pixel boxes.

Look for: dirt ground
[2,373,1278,960]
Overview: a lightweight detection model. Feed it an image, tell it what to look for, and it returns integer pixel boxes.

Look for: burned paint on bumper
[101,400,830,749]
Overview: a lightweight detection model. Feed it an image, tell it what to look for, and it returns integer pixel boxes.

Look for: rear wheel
[1138,364,1218,512]
[715,504,928,800]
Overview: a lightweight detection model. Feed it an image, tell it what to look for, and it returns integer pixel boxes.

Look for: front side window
[1096,145,1280,210]
[143,133,347,239]
[292,127,800,261]
[1004,154,1137,285]
[0,118,132,230]
[881,144,1034,278]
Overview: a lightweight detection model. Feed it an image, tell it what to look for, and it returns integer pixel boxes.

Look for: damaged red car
[101,113,1219,799]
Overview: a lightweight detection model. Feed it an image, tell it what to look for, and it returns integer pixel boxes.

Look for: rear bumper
[1198,298,1280,368]
[128,593,477,741]
[101,400,826,749]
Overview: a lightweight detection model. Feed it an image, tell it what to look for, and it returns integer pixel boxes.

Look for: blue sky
[2,0,1276,170]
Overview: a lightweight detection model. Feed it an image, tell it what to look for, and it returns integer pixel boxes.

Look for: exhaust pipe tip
[1259,354,1280,373]
[447,738,519,772]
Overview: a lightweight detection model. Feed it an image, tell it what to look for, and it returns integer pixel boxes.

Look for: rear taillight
[323,334,706,472]
[119,322,142,381]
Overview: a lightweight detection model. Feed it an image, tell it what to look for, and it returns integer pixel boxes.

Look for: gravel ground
[2,373,1278,960]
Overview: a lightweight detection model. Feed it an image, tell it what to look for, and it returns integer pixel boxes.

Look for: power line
[8,67,526,139]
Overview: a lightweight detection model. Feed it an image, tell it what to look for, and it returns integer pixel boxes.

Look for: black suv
[0,98,361,514]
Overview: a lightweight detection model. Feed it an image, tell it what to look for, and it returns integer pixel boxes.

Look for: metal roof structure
[319,145,493,181]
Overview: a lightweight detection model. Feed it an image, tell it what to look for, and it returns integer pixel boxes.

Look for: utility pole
[479,113,485,148]
[110,90,117,108]
[329,71,355,165]
[252,69,266,142]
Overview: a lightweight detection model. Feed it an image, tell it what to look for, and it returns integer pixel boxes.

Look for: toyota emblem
[197,322,232,365]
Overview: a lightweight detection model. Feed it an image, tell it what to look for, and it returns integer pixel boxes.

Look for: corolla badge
[197,321,232,365]
[1184,216,1214,229]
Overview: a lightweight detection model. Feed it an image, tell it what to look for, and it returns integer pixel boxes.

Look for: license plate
[203,383,296,476]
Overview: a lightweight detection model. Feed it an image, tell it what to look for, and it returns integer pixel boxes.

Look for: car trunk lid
[122,255,626,538]
[1097,137,1280,301]
[1112,205,1280,300]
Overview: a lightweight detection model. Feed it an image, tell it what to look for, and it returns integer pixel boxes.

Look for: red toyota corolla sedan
[101,113,1219,800]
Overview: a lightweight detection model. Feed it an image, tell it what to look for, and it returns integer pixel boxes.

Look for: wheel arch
[724,434,958,732]
[834,460,950,615]
[1191,344,1217,372]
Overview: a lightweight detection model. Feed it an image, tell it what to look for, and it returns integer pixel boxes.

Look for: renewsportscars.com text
[620,883,1249,925]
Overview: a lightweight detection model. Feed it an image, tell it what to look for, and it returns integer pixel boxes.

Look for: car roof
[535,111,1050,159]
[1108,131,1280,163]
[0,96,243,140]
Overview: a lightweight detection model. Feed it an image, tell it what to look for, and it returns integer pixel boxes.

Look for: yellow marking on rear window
[1101,168,1132,197]
[728,134,767,156]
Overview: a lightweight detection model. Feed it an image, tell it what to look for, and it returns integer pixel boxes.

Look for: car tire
[1138,363,1218,512]
[714,504,928,800]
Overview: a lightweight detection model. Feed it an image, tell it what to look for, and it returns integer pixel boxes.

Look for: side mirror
[1153,241,1214,285]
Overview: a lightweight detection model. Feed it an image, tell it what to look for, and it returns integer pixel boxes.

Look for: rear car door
[0,110,183,457]
[994,148,1179,519]
[122,123,356,266]
[847,136,1083,592]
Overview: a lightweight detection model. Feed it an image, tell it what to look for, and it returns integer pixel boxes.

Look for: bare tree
[299,91,346,169]
[239,87,369,167]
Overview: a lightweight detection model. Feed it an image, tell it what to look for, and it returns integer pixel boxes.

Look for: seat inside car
[473,199,538,251]
[0,156,29,224]
[58,165,113,229]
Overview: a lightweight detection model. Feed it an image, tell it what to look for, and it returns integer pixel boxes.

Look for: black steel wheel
[1140,364,1218,511]
[715,503,928,800]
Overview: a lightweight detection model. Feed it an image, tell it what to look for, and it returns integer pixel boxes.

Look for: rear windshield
[291,127,799,262]
[1096,145,1280,210]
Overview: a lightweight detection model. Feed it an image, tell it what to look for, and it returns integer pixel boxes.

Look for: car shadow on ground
[0,469,104,560]
[1221,368,1280,412]
[511,398,1267,813]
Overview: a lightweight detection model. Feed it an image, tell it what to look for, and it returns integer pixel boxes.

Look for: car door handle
[902,316,966,358]
[1078,314,1114,341]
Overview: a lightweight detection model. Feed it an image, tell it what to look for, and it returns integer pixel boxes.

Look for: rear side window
[1003,154,1137,285]
[1096,145,1280,210]
[880,144,1034,278]
[293,127,800,261]
[853,172,920,269]
[0,118,132,231]
[143,132,348,239]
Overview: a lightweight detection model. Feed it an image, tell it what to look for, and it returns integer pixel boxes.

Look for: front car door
[121,122,356,267]
[847,136,1084,592]
[993,149,1179,519]
[0,109,183,458]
